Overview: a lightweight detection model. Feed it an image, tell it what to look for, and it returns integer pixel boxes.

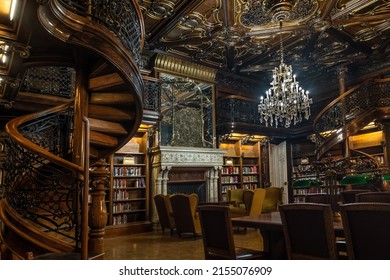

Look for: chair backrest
[305,193,329,204]
[340,189,369,203]
[227,188,245,206]
[262,187,283,213]
[242,189,254,211]
[197,205,236,259]
[355,192,390,203]
[248,188,266,215]
[153,194,175,231]
[169,193,201,237]
[340,203,390,259]
[280,203,338,260]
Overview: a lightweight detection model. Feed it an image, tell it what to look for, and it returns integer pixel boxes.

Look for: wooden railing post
[88,158,109,259]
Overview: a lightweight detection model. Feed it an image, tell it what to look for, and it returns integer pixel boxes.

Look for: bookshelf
[219,139,262,199]
[106,130,152,236]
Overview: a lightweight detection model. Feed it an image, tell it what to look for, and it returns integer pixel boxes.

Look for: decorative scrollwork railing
[56,0,144,67]
[314,81,375,147]
[4,103,84,243]
[20,66,76,98]
[216,95,261,125]
[294,150,383,182]
[313,77,390,157]
[143,77,161,112]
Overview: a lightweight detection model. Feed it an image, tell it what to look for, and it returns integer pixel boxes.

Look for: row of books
[221,185,238,193]
[112,213,144,225]
[112,178,146,188]
[113,202,145,213]
[242,166,258,174]
[113,166,142,176]
[243,184,258,190]
[293,187,345,196]
[221,176,239,183]
[221,166,240,175]
[113,189,143,200]
[242,175,258,182]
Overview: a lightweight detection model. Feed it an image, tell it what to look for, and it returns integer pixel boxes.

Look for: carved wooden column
[338,66,350,159]
[88,159,109,258]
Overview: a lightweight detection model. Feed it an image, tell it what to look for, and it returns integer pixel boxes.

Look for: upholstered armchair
[262,187,284,213]
[153,194,176,234]
[227,189,249,217]
[169,193,201,238]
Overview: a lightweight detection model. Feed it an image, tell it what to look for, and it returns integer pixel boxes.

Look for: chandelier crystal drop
[258,25,312,128]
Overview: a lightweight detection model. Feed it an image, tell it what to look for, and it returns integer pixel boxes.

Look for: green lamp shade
[292,178,322,189]
[340,173,375,185]
[382,174,390,181]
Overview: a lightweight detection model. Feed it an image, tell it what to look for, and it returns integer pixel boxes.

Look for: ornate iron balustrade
[143,78,161,112]
[313,79,390,152]
[57,0,143,67]
[293,151,383,185]
[20,66,76,98]
[3,105,83,243]
[216,96,261,125]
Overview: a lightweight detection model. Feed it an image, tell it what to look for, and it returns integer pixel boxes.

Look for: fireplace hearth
[150,146,224,222]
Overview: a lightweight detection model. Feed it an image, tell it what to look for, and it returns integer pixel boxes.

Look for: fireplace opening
[167,181,207,202]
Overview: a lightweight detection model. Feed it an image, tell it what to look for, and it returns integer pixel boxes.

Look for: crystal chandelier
[258,23,312,128]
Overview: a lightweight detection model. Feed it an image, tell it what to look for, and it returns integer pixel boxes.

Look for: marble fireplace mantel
[151,146,225,168]
[150,146,225,222]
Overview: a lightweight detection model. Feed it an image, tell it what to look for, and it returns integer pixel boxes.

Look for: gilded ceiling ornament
[241,0,318,27]
[139,0,175,20]
[210,26,247,47]
[0,99,13,108]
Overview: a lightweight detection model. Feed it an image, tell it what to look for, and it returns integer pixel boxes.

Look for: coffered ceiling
[139,0,390,93]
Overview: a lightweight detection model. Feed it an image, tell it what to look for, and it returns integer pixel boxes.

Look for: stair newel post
[88,159,109,258]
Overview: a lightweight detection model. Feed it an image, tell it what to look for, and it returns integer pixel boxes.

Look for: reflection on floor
[104,228,264,260]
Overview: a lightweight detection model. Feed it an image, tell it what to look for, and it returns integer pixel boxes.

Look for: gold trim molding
[154,54,217,83]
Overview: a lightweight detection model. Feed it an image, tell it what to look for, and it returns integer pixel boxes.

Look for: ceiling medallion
[269,1,294,22]
[241,0,318,27]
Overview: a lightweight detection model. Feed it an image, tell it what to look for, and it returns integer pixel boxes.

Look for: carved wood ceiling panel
[139,0,390,92]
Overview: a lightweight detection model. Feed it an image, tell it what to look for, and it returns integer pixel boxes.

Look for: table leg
[260,229,286,259]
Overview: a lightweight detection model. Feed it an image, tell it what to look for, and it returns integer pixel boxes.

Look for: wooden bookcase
[106,130,152,236]
[219,140,262,199]
[290,129,384,202]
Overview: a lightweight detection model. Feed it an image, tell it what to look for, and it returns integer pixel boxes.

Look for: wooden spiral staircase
[0,0,146,259]
[313,70,390,164]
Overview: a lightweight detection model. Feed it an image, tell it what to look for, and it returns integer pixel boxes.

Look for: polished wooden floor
[104,228,264,260]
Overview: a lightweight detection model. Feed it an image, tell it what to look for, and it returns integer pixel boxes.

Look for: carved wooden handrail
[6,102,83,173]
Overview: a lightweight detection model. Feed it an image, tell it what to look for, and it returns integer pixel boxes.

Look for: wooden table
[231,212,343,259]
